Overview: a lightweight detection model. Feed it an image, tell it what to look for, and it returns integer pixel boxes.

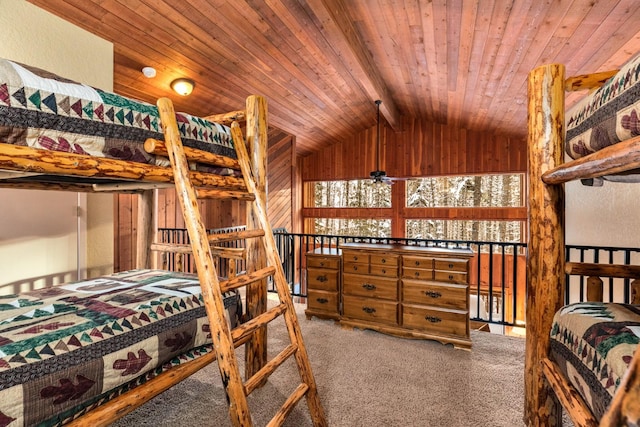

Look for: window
[406,175,522,208]
[405,174,524,243]
[406,219,522,243]
[314,218,391,237]
[305,174,525,242]
[313,180,390,208]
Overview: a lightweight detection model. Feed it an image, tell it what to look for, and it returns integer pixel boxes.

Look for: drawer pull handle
[425,291,442,298]
[316,275,327,282]
[425,316,442,323]
[448,274,454,280]
[415,261,420,266]
[320,262,325,267]
[362,283,377,291]
[382,259,386,264]
[362,306,376,314]
[316,298,329,304]
[448,263,454,268]
[353,266,359,271]
[414,272,420,277]
[382,269,386,274]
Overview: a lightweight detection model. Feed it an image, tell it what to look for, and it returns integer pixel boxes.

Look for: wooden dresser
[339,243,474,349]
[304,247,341,321]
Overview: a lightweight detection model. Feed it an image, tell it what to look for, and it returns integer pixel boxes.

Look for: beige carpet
[112,302,527,427]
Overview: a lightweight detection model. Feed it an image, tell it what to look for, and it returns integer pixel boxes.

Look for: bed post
[244,95,269,379]
[524,64,566,426]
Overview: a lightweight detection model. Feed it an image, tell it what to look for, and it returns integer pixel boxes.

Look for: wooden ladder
[156,97,327,427]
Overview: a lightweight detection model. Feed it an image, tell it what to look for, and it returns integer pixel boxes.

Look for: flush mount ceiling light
[171,78,195,96]
[141,66,156,78]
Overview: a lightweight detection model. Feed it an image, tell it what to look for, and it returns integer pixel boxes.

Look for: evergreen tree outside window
[314,180,391,208]
[314,218,391,237]
[307,174,524,243]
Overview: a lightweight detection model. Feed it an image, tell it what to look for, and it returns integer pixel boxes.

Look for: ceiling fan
[369,100,390,184]
[369,100,406,185]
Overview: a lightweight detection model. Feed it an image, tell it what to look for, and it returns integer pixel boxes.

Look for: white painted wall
[0,0,114,291]
[565,180,640,248]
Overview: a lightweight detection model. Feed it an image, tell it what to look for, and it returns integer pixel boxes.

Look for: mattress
[0,269,242,426]
[0,58,238,175]
[549,302,640,420]
[566,53,640,161]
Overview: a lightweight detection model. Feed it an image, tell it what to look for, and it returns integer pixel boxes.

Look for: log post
[525,64,566,426]
[244,95,269,379]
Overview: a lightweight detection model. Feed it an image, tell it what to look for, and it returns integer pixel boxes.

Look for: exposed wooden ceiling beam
[312,0,401,130]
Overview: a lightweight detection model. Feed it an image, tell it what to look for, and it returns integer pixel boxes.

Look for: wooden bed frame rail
[525,63,640,427]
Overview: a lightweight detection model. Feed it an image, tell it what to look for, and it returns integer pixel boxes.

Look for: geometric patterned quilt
[549,302,640,420]
[0,269,242,426]
[565,52,640,175]
[0,57,238,175]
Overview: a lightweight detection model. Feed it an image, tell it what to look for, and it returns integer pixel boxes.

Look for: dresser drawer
[402,280,467,310]
[307,256,340,270]
[434,258,468,272]
[307,268,339,291]
[343,273,398,300]
[343,295,398,326]
[402,304,468,337]
[370,253,399,267]
[403,256,434,270]
[343,261,369,275]
[402,267,433,280]
[342,250,369,264]
[370,264,398,277]
[434,270,468,284]
[308,290,339,313]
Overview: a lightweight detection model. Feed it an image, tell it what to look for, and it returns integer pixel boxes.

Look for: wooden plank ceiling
[26,0,640,157]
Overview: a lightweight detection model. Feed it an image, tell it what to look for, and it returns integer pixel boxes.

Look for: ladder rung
[231,303,287,345]
[266,383,310,427]
[232,333,252,349]
[150,243,192,253]
[244,344,298,396]
[150,243,246,259]
[212,247,246,260]
[208,229,265,244]
[196,187,255,201]
[220,266,276,293]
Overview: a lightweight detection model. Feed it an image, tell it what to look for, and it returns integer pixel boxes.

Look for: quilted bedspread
[0,57,237,173]
[549,302,640,420]
[566,53,640,163]
[0,269,241,426]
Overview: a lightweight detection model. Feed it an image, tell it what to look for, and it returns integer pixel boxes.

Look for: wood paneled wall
[267,130,295,232]
[301,117,526,181]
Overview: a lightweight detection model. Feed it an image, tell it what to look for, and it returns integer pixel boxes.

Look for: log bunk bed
[0,58,326,426]
[525,53,640,427]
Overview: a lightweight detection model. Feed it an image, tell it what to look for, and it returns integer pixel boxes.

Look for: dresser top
[338,242,474,258]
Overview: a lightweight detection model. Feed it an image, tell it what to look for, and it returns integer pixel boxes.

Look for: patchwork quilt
[0,58,238,174]
[0,269,242,426]
[565,53,640,163]
[549,302,640,420]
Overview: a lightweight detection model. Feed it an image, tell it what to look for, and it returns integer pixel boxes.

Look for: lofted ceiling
[26,0,640,157]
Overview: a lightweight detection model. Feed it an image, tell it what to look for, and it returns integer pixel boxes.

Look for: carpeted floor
[112,302,528,426]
